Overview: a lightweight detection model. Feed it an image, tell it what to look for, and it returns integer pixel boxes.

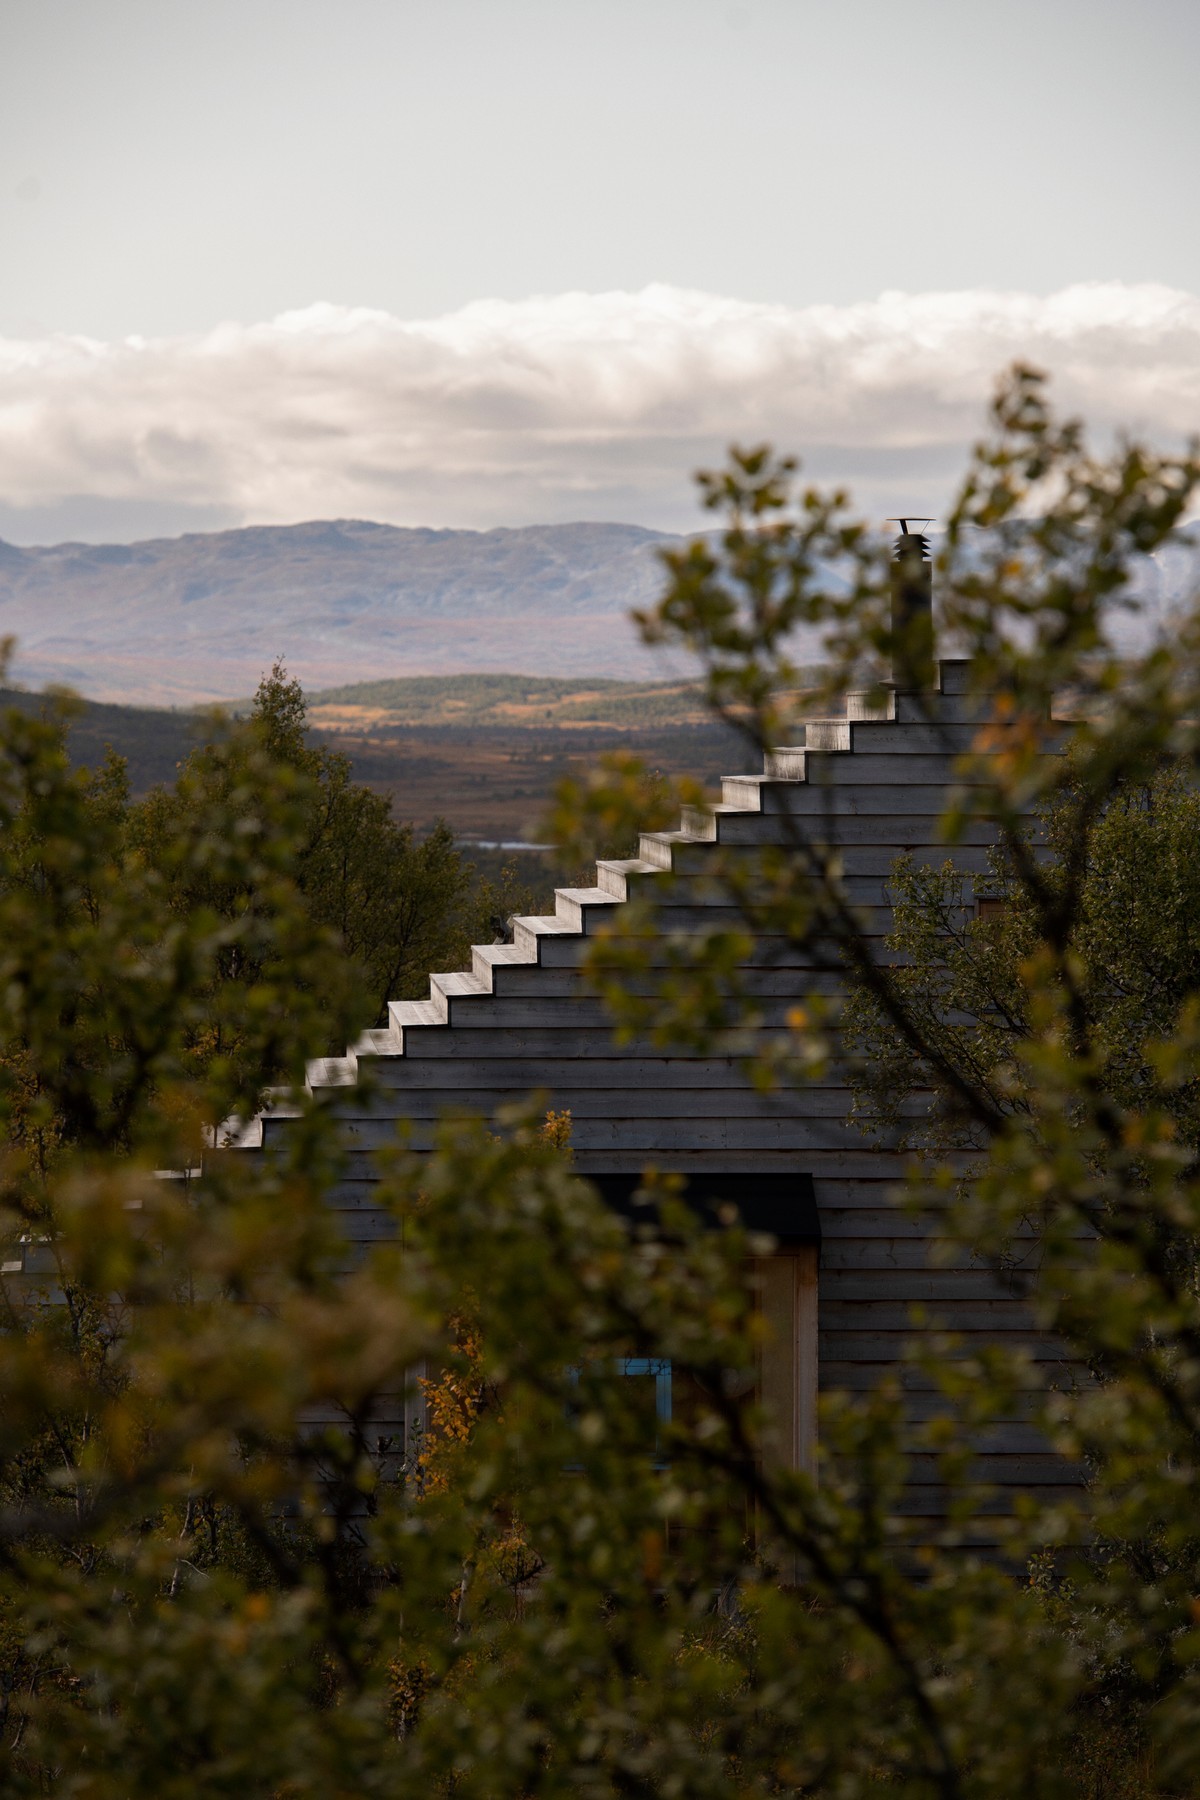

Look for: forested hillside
[0,677,737,842]
[305,672,710,729]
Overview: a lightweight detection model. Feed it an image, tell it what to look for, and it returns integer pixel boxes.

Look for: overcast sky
[1,0,1197,541]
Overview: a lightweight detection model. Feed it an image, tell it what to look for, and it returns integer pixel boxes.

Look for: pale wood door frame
[752,1246,819,1477]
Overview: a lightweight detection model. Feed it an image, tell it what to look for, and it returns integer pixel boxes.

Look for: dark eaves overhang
[588,1173,819,1248]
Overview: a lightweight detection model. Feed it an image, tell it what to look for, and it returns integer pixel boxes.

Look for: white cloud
[1,282,1197,539]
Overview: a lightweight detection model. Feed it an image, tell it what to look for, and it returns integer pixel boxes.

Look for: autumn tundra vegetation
[0,368,1199,1796]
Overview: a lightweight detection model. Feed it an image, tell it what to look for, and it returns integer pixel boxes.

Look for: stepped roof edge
[216,654,1045,1127]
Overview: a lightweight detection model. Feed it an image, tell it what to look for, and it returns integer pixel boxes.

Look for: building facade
[258,656,1071,1531]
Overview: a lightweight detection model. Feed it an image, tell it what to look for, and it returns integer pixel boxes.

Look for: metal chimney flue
[886,517,934,688]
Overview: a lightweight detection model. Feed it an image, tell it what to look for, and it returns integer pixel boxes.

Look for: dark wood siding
[258,661,1072,1532]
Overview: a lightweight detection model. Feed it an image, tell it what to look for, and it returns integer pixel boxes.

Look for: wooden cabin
[247,651,1073,1534]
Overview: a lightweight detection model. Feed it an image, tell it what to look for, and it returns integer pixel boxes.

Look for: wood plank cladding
[257,658,1069,1533]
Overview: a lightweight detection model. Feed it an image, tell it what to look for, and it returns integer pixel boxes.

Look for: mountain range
[0,520,686,706]
[0,516,1195,709]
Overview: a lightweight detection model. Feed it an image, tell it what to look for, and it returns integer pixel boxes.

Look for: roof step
[798,719,852,752]
[471,940,537,985]
[679,804,717,839]
[639,830,681,869]
[763,745,810,777]
[429,969,490,1021]
[306,1054,359,1090]
[352,1025,402,1059]
[387,998,444,1035]
[594,856,662,900]
[638,826,718,869]
[555,885,622,931]
[690,799,773,831]
[720,776,773,810]
[218,1113,264,1149]
[512,911,581,959]
[846,687,895,722]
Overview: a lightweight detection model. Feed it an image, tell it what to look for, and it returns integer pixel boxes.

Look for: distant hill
[0,686,207,791]
[0,520,686,706]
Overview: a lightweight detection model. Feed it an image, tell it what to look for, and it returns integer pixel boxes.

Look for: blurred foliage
[843,763,1200,1162]
[564,366,1200,1792]
[0,676,357,1170]
[0,368,1197,1794]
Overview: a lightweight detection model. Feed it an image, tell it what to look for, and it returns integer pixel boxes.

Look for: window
[619,1357,672,1464]
[565,1357,673,1467]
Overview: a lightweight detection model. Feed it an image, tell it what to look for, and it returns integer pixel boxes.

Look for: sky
[1,0,1197,542]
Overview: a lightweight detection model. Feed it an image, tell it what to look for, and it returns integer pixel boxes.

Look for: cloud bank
[1,283,1198,541]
